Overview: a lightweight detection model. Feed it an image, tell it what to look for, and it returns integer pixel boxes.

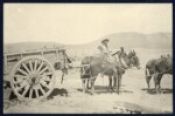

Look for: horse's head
[160,54,172,64]
[129,50,141,69]
[132,56,141,69]
[160,54,172,68]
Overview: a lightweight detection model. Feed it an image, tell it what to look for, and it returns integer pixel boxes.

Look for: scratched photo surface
[3,3,172,114]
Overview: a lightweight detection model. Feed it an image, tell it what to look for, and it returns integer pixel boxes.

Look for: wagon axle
[29,75,41,86]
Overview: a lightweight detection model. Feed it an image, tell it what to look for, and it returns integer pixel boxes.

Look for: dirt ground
[3,48,173,114]
[4,68,173,114]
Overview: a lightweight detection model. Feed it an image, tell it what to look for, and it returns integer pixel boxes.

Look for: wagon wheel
[10,56,55,101]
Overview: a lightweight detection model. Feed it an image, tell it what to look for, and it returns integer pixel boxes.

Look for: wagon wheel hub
[30,73,39,82]
[10,56,55,101]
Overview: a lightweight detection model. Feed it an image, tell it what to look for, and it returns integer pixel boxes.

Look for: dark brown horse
[145,54,172,93]
[113,50,140,69]
[80,55,125,94]
[122,50,140,69]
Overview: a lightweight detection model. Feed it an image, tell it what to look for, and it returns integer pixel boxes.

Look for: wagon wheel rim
[10,56,55,101]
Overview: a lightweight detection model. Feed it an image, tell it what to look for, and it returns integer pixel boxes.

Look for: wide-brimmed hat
[101,38,109,43]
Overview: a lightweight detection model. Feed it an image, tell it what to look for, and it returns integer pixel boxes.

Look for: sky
[4,3,172,45]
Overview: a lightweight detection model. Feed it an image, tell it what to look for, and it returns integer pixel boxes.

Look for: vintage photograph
[3,3,172,114]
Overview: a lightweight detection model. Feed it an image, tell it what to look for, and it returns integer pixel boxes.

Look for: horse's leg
[114,74,120,94]
[119,74,122,88]
[113,75,116,89]
[154,73,161,94]
[108,76,113,93]
[145,68,152,89]
[117,75,120,94]
[90,76,97,94]
[112,72,119,94]
[146,76,152,89]
[157,74,163,92]
[85,78,89,91]
[82,79,86,93]
[87,78,92,89]
[86,79,89,89]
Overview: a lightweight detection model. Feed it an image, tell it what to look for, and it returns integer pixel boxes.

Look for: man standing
[118,47,128,68]
[118,47,126,61]
[111,46,128,69]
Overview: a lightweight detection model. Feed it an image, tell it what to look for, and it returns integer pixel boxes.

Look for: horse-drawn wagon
[3,46,141,102]
[3,48,70,101]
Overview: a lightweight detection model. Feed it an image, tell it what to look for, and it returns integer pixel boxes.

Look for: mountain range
[4,32,172,57]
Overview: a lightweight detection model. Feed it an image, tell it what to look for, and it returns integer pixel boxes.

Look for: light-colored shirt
[97,44,117,63]
[97,44,111,55]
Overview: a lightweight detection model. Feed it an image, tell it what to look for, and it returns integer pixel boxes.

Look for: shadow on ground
[76,88,94,95]
[141,88,172,94]
[76,85,133,95]
[48,88,69,99]
[95,85,134,94]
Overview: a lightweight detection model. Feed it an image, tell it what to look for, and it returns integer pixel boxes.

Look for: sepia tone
[3,4,173,114]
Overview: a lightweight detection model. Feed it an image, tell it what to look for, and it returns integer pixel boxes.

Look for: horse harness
[81,64,92,76]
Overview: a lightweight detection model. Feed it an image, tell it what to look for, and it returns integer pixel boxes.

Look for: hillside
[66,32,172,49]
[4,32,172,58]
[4,42,64,53]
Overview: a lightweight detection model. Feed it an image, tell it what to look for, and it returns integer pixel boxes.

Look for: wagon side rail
[3,48,65,73]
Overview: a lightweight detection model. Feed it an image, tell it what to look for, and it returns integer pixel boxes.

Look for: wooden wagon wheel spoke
[22,63,31,74]
[34,88,40,98]
[14,79,25,84]
[34,60,38,72]
[17,68,29,76]
[22,84,30,97]
[38,85,46,95]
[29,60,34,72]
[14,75,28,84]
[39,66,49,75]
[29,88,33,99]
[14,74,28,79]
[37,61,44,72]
[16,81,28,91]
[40,80,49,88]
